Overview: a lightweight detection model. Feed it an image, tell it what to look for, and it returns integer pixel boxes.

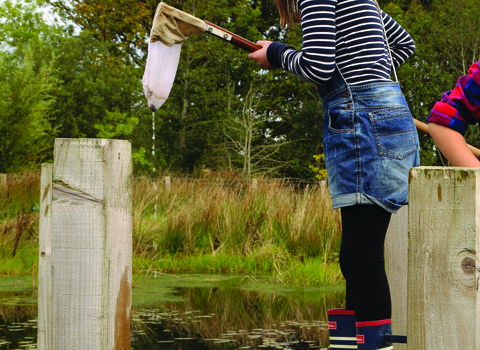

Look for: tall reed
[0,172,343,284]
[133,177,342,256]
[0,173,40,275]
[133,176,342,283]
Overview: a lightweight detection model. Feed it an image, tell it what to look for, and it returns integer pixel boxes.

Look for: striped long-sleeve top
[266,0,415,86]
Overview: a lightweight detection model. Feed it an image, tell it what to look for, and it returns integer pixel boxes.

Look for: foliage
[0,47,57,172]
[43,0,324,176]
[309,154,328,180]
[0,173,40,275]
[0,172,342,286]
[132,175,341,260]
[0,0,58,172]
[390,0,480,165]
[1,0,480,175]
[94,110,139,139]
[46,0,155,64]
[0,0,148,171]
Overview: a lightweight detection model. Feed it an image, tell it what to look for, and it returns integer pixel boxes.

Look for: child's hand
[248,41,275,71]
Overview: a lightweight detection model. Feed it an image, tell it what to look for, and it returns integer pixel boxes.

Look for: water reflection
[0,277,38,349]
[0,274,344,349]
[130,274,344,349]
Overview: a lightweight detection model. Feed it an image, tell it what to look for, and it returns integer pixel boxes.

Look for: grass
[0,171,343,286]
[0,173,40,276]
[133,253,342,286]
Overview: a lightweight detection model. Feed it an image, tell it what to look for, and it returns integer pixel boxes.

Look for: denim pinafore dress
[317,68,420,213]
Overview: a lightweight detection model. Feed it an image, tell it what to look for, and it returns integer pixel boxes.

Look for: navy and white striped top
[266,0,415,86]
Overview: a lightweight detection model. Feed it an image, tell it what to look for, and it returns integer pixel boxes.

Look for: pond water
[0,274,344,349]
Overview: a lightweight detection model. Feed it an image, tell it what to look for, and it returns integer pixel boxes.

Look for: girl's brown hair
[276,0,301,28]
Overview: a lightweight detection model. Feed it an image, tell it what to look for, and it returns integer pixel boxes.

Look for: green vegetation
[1,0,479,176]
[0,172,342,285]
[0,173,40,276]
[131,175,342,285]
[134,254,342,286]
[1,0,479,286]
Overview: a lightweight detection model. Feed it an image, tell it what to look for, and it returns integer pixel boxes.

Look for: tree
[0,0,58,172]
[135,0,269,173]
[46,0,155,65]
[223,79,292,175]
[0,0,151,170]
[44,0,323,177]
[434,0,480,76]
[0,48,57,172]
[390,0,480,165]
[6,0,474,176]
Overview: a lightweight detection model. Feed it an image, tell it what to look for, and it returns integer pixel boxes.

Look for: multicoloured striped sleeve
[427,62,480,136]
[266,0,337,84]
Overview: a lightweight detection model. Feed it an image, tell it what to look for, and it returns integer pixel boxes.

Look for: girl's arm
[382,11,415,68]
[264,0,337,84]
[428,123,480,167]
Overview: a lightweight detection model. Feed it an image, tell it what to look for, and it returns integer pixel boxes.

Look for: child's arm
[428,123,480,167]
[382,11,415,68]
[427,62,480,166]
[262,0,337,85]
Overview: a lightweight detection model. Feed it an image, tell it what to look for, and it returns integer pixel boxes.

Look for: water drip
[152,112,157,219]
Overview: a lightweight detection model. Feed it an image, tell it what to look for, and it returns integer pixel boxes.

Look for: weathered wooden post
[385,205,408,350]
[408,167,480,350]
[38,164,53,349]
[0,173,6,194]
[38,139,132,350]
[165,176,171,192]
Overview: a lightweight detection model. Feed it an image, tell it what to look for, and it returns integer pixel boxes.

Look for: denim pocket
[368,107,417,159]
[328,104,354,133]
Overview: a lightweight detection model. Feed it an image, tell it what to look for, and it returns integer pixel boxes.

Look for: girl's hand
[248,41,275,71]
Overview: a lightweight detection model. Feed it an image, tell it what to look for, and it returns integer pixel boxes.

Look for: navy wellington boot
[355,319,407,349]
[327,309,357,349]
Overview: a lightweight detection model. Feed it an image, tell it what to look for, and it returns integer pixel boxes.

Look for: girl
[248,1,420,349]
[427,62,480,167]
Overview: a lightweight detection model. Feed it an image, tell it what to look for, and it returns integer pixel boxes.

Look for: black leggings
[339,205,392,322]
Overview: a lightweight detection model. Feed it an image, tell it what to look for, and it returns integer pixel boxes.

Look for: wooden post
[0,173,6,194]
[165,176,171,192]
[385,205,408,350]
[408,167,480,350]
[38,164,53,349]
[38,139,132,350]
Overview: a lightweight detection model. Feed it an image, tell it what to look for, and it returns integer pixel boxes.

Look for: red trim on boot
[328,309,355,315]
[356,319,391,327]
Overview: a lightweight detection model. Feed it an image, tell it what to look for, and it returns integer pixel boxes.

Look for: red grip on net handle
[204,21,262,53]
